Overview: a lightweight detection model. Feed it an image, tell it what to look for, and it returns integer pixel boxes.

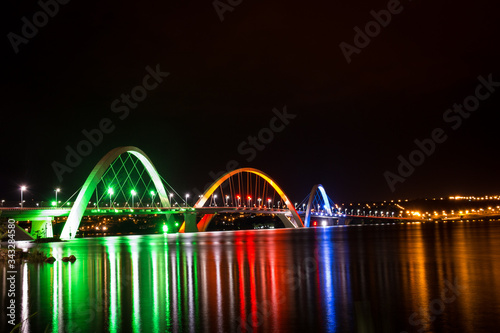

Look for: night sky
[2,0,499,204]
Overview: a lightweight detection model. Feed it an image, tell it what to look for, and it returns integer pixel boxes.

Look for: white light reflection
[152,251,159,333]
[227,251,236,332]
[68,248,74,328]
[199,242,209,332]
[132,245,141,333]
[185,238,195,332]
[58,248,63,330]
[164,235,171,328]
[51,247,59,332]
[21,263,29,333]
[215,243,223,333]
[171,242,179,331]
[109,244,117,332]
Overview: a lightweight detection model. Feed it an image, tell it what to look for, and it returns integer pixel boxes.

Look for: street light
[268,198,271,209]
[226,195,230,206]
[185,194,189,207]
[152,191,156,207]
[131,190,136,208]
[247,196,252,207]
[108,188,114,208]
[237,195,241,207]
[258,198,261,207]
[213,194,217,207]
[55,188,60,208]
[20,186,26,209]
[168,193,174,207]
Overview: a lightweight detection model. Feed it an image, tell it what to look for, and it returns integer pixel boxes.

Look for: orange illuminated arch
[180,168,304,232]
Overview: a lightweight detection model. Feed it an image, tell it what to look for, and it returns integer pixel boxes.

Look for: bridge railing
[0,206,292,212]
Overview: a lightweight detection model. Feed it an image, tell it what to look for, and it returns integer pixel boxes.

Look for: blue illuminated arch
[304,184,332,227]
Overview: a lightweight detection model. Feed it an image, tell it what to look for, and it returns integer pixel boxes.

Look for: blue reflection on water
[318,228,338,332]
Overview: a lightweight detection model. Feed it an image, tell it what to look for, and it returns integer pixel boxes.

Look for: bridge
[0,146,418,240]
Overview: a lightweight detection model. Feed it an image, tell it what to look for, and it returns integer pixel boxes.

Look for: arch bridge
[2,147,305,239]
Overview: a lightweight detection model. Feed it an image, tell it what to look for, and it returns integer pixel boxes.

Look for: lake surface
[2,221,500,332]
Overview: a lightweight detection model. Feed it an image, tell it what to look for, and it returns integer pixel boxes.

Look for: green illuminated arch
[60,146,170,239]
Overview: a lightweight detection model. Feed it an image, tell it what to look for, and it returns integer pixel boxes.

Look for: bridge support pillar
[183,212,199,232]
[30,218,54,239]
[277,214,298,228]
[197,214,215,232]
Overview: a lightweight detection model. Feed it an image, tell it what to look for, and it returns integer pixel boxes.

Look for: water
[2,221,500,332]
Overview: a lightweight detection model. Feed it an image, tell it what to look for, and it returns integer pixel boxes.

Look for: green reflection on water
[164,234,172,329]
[107,241,120,332]
[131,242,140,333]
[51,255,58,333]
[175,240,183,332]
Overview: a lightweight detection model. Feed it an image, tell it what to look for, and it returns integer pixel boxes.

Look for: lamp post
[213,194,217,207]
[20,186,26,209]
[268,198,271,209]
[55,188,60,208]
[185,194,189,207]
[247,196,251,207]
[131,190,136,209]
[152,191,157,207]
[237,195,241,207]
[258,198,261,207]
[226,195,230,207]
[108,188,114,209]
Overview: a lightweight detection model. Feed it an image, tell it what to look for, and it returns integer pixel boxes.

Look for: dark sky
[1,0,499,204]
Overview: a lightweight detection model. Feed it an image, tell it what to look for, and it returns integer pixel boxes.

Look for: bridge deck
[0,207,292,220]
